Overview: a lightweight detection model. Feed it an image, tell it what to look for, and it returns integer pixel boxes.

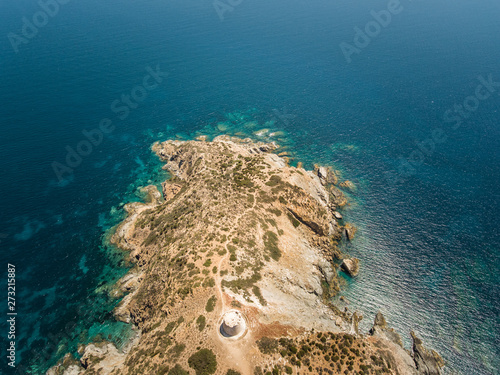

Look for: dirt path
[213,195,257,375]
[214,194,256,314]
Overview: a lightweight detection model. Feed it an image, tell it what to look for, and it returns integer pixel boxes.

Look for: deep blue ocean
[0,0,499,373]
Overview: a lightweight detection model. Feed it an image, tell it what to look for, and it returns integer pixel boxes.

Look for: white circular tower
[220,310,247,339]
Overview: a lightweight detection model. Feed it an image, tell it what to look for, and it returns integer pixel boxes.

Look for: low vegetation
[188,349,218,375]
[205,295,217,312]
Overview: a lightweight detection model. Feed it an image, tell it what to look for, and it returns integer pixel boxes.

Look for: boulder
[326,169,338,185]
[258,143,278,153]
[328,185,347,207]
[140,185,162,204]
[317,166,329,185]
[341,258,359,277]
[368,312,421,373]
[344,223,357,241]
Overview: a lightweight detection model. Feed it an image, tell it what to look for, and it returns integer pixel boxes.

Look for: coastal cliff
[48,136,443,375]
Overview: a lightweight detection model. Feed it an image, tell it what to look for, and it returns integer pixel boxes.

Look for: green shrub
[196,315,206,331]
[168,364,189,375]
[286,212,300,228]
[168,343,185,358]
[252,285,267,306]
[205,296,217,312]
[203,278,215,287]
[256,337,278,354]
[226,370,241,375]
[263,231,281,260]
[164,321,176,335]
[266,208,282,216]
[188,349,217,375]
[158,365,169,375]
[265,175,282,187]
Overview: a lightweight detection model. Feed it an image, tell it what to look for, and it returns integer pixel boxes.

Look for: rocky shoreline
[48,136,444,375]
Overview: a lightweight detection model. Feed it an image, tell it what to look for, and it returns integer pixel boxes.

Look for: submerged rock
[195,135,207,142]
[339,180,356,191]
[46,353,81,375]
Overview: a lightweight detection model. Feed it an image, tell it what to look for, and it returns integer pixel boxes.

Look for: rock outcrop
[341,257,360,277]
[344,222,357,241]
[411,331,445,375]
[161,181,183,201]
[368,312,444,375]
[79,343,125,374]
[370,311,404,347]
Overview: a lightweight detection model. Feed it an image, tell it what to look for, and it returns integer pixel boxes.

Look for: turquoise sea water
[1,0,499,373]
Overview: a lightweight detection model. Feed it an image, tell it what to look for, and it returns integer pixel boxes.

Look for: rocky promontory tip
[411,331,445,375]
[48,136,444,375]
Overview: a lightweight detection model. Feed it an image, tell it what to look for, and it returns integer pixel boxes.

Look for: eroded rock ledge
[48,136,443,375]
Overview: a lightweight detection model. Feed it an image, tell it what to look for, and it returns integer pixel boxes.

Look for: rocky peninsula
[48,136,444,375]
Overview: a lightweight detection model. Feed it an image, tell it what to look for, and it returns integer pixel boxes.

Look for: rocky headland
[48,136,444,375]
